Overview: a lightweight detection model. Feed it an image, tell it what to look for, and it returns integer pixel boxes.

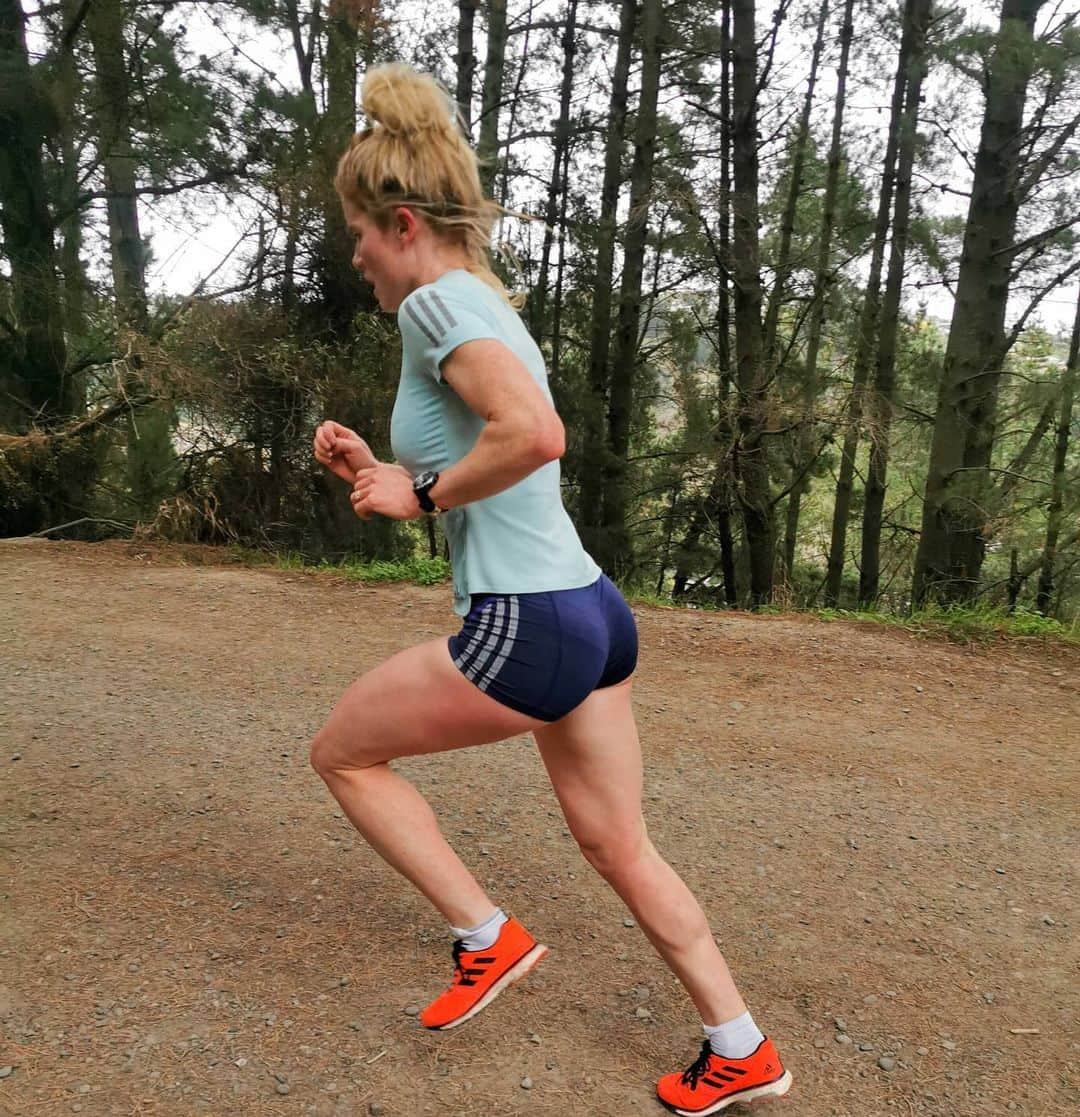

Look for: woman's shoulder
[433,268,508,311]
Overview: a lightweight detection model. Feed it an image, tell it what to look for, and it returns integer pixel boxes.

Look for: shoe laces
[681,1040,715,1089]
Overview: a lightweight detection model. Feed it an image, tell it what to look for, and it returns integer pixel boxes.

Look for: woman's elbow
[532,416,565,464]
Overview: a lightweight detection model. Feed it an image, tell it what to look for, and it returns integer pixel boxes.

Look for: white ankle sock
[703,1011,765,1059]
[449,907,507,951]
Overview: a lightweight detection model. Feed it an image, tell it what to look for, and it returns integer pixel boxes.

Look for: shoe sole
[426,943,548,1030]
[664,1069,793,1116]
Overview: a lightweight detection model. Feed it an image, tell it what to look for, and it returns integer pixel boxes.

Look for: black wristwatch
[412,470,442,515]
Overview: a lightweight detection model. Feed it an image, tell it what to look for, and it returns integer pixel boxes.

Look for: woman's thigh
[532,677,645,861]
[313,637,547,770]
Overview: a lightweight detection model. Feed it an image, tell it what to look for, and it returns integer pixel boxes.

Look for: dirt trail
[1,539,1077,1117]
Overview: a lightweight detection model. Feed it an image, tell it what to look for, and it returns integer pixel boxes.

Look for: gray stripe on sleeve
[428,291,458,330]
[405,299,439,346]
[413,292,449,341]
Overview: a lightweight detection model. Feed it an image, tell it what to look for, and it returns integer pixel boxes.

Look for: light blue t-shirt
[390,269,600,616]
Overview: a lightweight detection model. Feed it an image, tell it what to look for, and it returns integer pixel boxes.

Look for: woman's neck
[411,241,472,291]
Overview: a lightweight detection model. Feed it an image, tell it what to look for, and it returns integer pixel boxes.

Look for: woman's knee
[575,820,650,880]
[309,722,378,778]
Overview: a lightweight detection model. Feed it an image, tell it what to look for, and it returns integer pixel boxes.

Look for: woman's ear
[394,206,419,244]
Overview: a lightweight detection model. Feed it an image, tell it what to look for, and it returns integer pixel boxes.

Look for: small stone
[368,1105,383,1116]
[836,1034,852,1045]
[863,994,878,1005]
[1042,916,1055,926]
[917,1047,929,1056]
[813,1038,826,1049]
[834,1017,848,1031]
[0,1066,13,1078]
[527,1032,542,1044]
[10,754,21,762]
[520,1076,532,1090]
[914,685,924,693]
[941,1040,957,1051]
[983,992,995,1004]
[858,1042,874,1052]
[234,1057,247,1067]
[275,1081,290,1095]
[622,917,636,928]
[403,1004,421,1017]
[634,1006,651,1020]
[878,1056,896,1071]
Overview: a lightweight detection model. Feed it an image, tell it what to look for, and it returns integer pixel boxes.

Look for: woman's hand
[313,420,378,485]
[351,463,420,520]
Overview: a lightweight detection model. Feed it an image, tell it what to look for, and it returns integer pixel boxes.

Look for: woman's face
[342,198,410,312]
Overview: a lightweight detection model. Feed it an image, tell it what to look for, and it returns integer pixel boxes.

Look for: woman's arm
[429,339,565,508]
[352,339,564,519]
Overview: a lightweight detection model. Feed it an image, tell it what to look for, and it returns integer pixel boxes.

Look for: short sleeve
[398,286,502,382]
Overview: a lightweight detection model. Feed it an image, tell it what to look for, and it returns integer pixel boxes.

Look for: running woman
[310,63,791,1115]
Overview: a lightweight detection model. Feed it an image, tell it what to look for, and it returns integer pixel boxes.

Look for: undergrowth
[238,549,1078,647]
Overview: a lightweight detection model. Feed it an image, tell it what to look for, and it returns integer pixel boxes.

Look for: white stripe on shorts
[475,596,519,693]
[461,598,506,683]
[453,600,497,672]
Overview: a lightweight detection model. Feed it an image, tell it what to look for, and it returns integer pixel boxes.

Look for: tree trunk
[600,0,664,578]
[86,0,147,330]
[0,0,69,434]
[858,0,931,604]
[913,0,1046,604]
[456,0,477,134]
[57,0,89,372]
[673,0,736,603]
[762,0,829,371]
[715,0,737,608]
[477,0,509,197]
[529,0,578,342]
[782,0,854,584]
[317,4,371,334]
[731,0,774,605]
[823,0,912,606]
[86,0,178,524]
[579,0,636,554]
[1035,287,1079,614]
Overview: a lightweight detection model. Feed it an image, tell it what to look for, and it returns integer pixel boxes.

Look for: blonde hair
[335,63,520,306]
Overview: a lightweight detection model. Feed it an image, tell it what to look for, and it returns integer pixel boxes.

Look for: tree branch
[69,160,255,218]
[992,213,1080,260]
[998,396,1057,498]
[1003,257,1080,355]
[1018,107,1080,202]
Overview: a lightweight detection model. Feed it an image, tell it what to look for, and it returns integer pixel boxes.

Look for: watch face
[413,470,438,492]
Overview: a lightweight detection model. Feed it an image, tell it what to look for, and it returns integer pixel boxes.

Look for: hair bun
[362,63,457,138]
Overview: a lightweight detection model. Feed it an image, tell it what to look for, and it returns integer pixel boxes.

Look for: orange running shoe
[656,1037,791,1115]
[419,917,547,1030]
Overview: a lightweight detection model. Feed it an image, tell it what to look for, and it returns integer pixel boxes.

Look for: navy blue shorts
[447,574,638,722]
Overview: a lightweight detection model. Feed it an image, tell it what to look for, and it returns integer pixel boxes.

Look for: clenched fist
[351,463,420,520]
